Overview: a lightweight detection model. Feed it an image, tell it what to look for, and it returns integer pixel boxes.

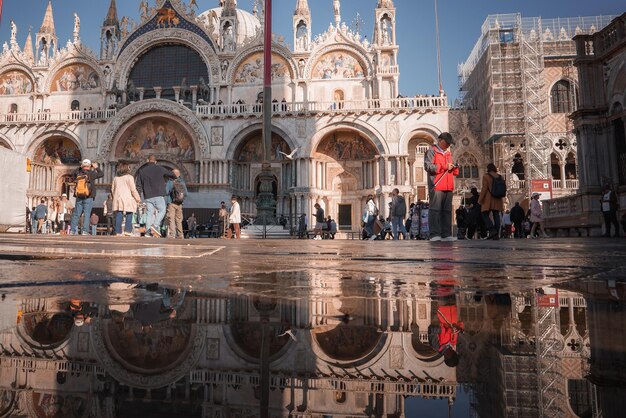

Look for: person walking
[600,184,620,237]
[424,132,459,241]
[313,203,325,240]
[135,155,176,238]
[165,169,188,239]
[455,205,467,239]
[103,194,115,235]
[227,195,241,239]
[529,192,550,238]
[503,210,513,238]
[89,212,99,236]
[70,159,104,235]
[362,195,378,240]
[34,199,48,234]
[390,188,408,240]
[58,194,73,235]
[48,197,58,234]
[111,163,141,236]
[478,163,505,240]
[510,202,525,239]
[218,202,228,238]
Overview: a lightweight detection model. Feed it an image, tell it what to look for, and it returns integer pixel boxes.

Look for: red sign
[531,179,553,201]
[537,288,559,308]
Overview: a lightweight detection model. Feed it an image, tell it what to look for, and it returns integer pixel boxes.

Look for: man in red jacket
[424,132,459,241]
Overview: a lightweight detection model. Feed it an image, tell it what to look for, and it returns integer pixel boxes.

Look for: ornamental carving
[305,43,373,80]
[227,44,296,86]
[98,99,210,159]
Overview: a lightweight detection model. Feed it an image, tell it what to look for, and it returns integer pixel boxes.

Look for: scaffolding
[458,13,616,195]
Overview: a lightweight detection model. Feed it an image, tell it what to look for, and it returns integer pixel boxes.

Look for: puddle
[0,272,623,417]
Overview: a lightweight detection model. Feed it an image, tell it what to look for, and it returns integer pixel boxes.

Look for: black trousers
[603,210,620,236]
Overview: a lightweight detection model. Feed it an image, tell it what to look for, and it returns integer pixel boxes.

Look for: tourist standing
[58,194,73,235]
[329,218,337,239]
[363,195,378,240]
[313,203,325,240]
[187,213,197,239]
[89,212,99,236]
[48,198,58,234]
[135,155,176,237]
[478,163,505,240]
[111,163,141,236]
[34,199,48,234]
[529,192,550,238]
[165,169,188,239]
[390,188,408,240]
[424,132,459,241]
[600,184,620,237]
[455,205,467,239]
[503,210,513,238]
[227,195,241,239]
[103,194,114,235]
[510,202,525,238]
[70,159,104,235]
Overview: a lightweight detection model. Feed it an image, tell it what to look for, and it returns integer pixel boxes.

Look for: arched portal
[231,130,293,218]
[311,130,378,230]
[407,132,435,201]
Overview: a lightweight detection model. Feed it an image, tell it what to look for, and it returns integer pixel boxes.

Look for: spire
[295,0,310,16]
[377,0,394,8]
[39,1,56,36]
[24,28,34,63]
[103,0,119,27]
[333,0,341,26]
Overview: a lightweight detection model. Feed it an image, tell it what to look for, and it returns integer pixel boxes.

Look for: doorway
[338,204,352,231]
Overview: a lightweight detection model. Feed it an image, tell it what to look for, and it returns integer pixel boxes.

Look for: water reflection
[0,275,624,417]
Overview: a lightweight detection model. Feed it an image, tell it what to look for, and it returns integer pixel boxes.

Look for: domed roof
[198,7,261,46]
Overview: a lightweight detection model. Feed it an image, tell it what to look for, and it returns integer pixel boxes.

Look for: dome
[198,7,261,46]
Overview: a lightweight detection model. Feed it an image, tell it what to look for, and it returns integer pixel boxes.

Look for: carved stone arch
[310,327,389,368]
[90,318,207,390]
[26,129,86,162]
[305,42,373,80]
[225,121,297,161]
[0,390,16,418]
[0,134,15,150]
[307,121,388,157]
[398,125,441,155]
[227,43,297,85]
[15,313,77,352]
[98,99,209,160]
[0,63,36,94]
[114,29,220,91]
[44,56,105,94]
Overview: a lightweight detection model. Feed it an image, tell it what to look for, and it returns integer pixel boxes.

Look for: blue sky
[0,0,622,101]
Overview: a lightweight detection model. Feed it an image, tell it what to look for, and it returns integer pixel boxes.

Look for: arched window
[9,103,18,113]
[70,100,80,111]
[550,152,561,179]
[550,80,578,114]
[456,153,479,179]
[565,152,577,180]
[512,153,525,180]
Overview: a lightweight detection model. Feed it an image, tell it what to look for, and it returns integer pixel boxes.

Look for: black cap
[438,132,454,145]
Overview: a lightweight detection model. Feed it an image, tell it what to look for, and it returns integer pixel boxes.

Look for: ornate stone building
[0,0,449,230]
[458,14,616,204]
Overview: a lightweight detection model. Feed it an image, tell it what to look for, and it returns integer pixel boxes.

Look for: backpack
[170,180,186,204]
[490,175,507,198]
[75,174,91,198]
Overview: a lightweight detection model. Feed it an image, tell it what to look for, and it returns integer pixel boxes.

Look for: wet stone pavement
[0,234,625,417]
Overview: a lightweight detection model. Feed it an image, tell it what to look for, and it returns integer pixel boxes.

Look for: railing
[197,97,448,118]
[509,179,527,190]
[544,193,583,218]
[0,109,117,124]
[377,65,400,75]
[416,145,430,154]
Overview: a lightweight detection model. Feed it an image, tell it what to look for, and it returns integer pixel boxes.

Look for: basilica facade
[0,0,450,230]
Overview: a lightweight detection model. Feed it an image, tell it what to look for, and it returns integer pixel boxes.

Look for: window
[128,44,209,100]
[9,103,18,113]
[456,153,479,179]
[550,80,578,114]
[71,100,80,111]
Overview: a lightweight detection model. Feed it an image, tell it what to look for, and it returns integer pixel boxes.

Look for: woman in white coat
[529,192,549,238]
[111,163,141,236]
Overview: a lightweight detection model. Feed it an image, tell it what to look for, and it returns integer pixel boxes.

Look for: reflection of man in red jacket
[424,132,459,241]
[430,304,464,367]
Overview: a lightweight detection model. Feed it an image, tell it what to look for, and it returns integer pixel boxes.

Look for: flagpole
[435,0,444,95]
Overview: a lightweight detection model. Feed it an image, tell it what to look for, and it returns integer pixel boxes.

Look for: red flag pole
[262,0,272,163]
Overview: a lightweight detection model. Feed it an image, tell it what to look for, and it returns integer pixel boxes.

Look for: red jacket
[425,145,459,191]
[437,305,462,350]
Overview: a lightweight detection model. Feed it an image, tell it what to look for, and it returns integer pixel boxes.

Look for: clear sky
[0,0,622,101]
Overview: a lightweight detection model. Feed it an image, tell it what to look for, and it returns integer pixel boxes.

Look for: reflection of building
[544,13,626,234]
[457,290,595,418]
[0,279,459,417]
[458,14,616,203]
[0,0,450,229]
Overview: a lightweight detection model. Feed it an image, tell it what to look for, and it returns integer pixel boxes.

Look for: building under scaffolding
[458,14,615,202]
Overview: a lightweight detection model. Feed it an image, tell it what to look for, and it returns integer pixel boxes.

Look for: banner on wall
[0,146,28,232]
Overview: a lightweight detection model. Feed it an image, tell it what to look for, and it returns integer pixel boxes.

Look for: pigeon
[278,329,297,341]
[278,147,299,160]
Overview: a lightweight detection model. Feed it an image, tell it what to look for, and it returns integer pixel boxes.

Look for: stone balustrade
[0,109,117,125]
[196,97,449,118]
